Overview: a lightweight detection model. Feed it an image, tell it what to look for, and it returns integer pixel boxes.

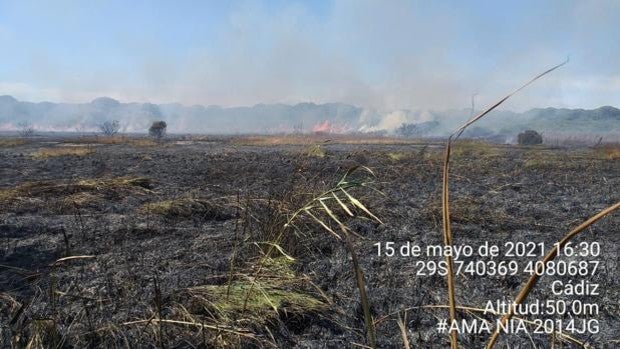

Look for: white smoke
[358,109,433,133]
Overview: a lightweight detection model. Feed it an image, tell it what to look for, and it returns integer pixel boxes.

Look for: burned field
[0,136,618,348]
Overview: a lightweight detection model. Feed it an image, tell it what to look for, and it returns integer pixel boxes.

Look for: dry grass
[522,157,552,170]
[65,136,158,147]
[451,140,503,159]
[127,138,158,147]
[521,156,569,170]
[32,147,94,159]
[303,144,326,158]
[595,144,620,160]
[521,150,589,171]
[231,134,432,146]
[386,152,409,161]
[69,135,128,144]
[0,177,154,213]
[168,255,326,347]
[140,197,234,220]
[396,312,411,349]
[425,197,513,225]
[0,138,27,147]
[186,280,326,323]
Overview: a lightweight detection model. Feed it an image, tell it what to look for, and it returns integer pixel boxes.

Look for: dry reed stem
[50,255,95,266]
[396,312,410,349]
[486,201,619,348]
[340,224,376,347]
[441,59,568,349]
[121,319,255,338]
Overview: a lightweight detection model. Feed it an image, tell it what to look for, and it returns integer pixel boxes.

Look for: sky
[0,0,619,111]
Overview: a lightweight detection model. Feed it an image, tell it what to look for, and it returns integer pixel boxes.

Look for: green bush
[517,129,543,145]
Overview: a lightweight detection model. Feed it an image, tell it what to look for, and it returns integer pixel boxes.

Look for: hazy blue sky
[0,0,618,110]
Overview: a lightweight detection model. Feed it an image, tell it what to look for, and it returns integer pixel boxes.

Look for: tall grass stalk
[441,59,568,348]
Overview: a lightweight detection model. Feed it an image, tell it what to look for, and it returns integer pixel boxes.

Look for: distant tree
[517,129,543,145]
[396,121,439,138]
[149,121,167,140]
[17,121,35,137]
[99,120,120,136]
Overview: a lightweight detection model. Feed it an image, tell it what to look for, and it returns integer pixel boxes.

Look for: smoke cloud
[1,0,619,133]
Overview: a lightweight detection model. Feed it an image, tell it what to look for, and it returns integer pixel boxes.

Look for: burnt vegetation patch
[0,137,617,348]
[0,177,154,214]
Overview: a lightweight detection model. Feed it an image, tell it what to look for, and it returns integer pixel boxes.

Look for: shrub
[99,120,120,136]
[17,121,35,137]
[149,121,167,140]
[517,129,543,145]
[396,121,439,138]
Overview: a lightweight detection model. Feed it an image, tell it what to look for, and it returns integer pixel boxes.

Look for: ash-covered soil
[0,137,618,348]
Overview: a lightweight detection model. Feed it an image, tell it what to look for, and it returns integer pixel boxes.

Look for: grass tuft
[386,152,409,161]
[188,281,326,319]
[304,144,327,158]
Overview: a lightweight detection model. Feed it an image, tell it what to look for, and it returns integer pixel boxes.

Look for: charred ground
[0,135,618,348]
